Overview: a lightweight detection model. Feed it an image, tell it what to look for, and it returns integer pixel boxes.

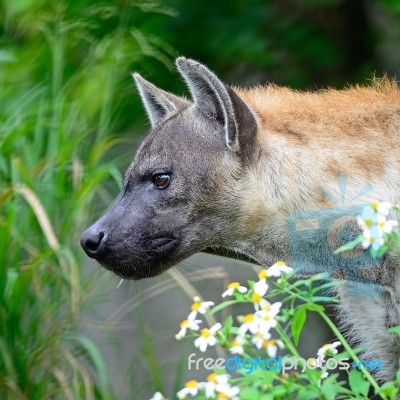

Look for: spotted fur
[81,58,400,381]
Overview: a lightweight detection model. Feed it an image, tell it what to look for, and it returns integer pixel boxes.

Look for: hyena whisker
[177,262,224,287]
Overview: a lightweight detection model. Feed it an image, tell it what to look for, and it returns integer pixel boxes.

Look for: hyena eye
[151,173,170,189]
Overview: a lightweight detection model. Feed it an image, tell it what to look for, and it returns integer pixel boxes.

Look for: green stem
[317,310,385,399]
[210,300,250,315]
[275,323,301,358]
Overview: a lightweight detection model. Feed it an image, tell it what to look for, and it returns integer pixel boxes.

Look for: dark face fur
[80,58,256,279]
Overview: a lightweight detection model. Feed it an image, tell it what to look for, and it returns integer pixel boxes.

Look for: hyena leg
[336,281,400,381]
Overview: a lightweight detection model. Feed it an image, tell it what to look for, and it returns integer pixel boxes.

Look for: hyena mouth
[99,236,180,280]
[149,236,179,253]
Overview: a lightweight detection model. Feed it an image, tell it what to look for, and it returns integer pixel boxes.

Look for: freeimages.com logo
[286,174,382,297]
[187,353,384,375]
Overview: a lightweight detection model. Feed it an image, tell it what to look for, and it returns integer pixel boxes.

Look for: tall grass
[0,1,177,398]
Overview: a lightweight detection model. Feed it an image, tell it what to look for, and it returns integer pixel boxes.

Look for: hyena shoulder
[236,77,400,143]
[232,77,400,209]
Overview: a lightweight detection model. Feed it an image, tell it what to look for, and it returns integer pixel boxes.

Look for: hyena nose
[80,227,107,259]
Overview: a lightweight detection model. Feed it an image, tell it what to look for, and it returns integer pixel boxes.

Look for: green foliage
[348,369,370,397]
[2,0,400,398]
[162,265,400,400]
[0,0,176,398]
[291,304,307,346]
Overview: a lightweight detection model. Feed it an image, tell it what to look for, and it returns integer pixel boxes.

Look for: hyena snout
[80,225,108,260]
[79,200,185,279]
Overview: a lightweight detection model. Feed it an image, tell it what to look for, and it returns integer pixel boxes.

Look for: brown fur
[231,77,400,381]
[82,59,400,382]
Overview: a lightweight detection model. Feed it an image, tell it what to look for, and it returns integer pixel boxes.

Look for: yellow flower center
[263,315,271,322]
[185,380,198,388]
[191,301,201,311]
[180,319,188,328]
[217,393,229,400]
[252,293,262,303]
[276,261,286,267]
[322,344,330,350]
[261,340,269,349]
[228,282,240,289]
[258,270,267,279]
[307,358,316,367]
[378,221,385,228]
[262,339,277,349]
[231,339,240,347]
[370,200,379,211]
[200,328,211,338]
[242,314,255,323]
[364,218,373,227]
[207,373,218,383]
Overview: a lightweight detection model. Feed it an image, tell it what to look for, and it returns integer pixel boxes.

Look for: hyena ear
[133,73,189,128]
[176,57,256,154]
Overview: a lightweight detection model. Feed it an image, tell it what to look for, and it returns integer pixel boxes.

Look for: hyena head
[80,57,257,279]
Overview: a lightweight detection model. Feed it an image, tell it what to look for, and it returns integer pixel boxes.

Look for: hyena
[81,57,400,381]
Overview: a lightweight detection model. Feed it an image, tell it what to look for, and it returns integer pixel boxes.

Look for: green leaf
[321,378,339,400]
[348,369,370,397]
[260,394,274,400]
[223,315,233,337]
[291,305,307,346]
[303,303,325,313]
[379,381,399,397]
[295,390,323,400]
[71,334,110,392]
[240,387,263,400]
[334,235,363,254]
[388,325,400,335]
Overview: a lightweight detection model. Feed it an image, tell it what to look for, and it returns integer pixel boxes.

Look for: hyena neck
[230,163,294,265]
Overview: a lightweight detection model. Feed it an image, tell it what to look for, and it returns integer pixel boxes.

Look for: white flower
[358,201,397,251]
[357,216,375,232]
[320,371,329,380]
[258,313,278,333]
[237,313,261,336]
[194,323,222,352]
[229,336,246,355]
[255,301,281,334]
[251,332,283,356]
[177,380,201,399]
[307,358,322,369]
[189,296,214,318]
[175,313,202,340]
[370,200,392,216]
[203,373,230,398]
[222,282,247,297]
[251,331,271,349]
[215,384,240,400]
[357,203,378,231]
[257,301,282,318]
[317,341,341,360]
[149,392,166,400]
[259,261,293,279]
[264,338,284,357]
[361,226,384,250]
[251,279,269,310]
[377,215,398,234]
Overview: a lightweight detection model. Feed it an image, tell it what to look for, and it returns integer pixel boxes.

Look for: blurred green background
[1,0,400,399]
